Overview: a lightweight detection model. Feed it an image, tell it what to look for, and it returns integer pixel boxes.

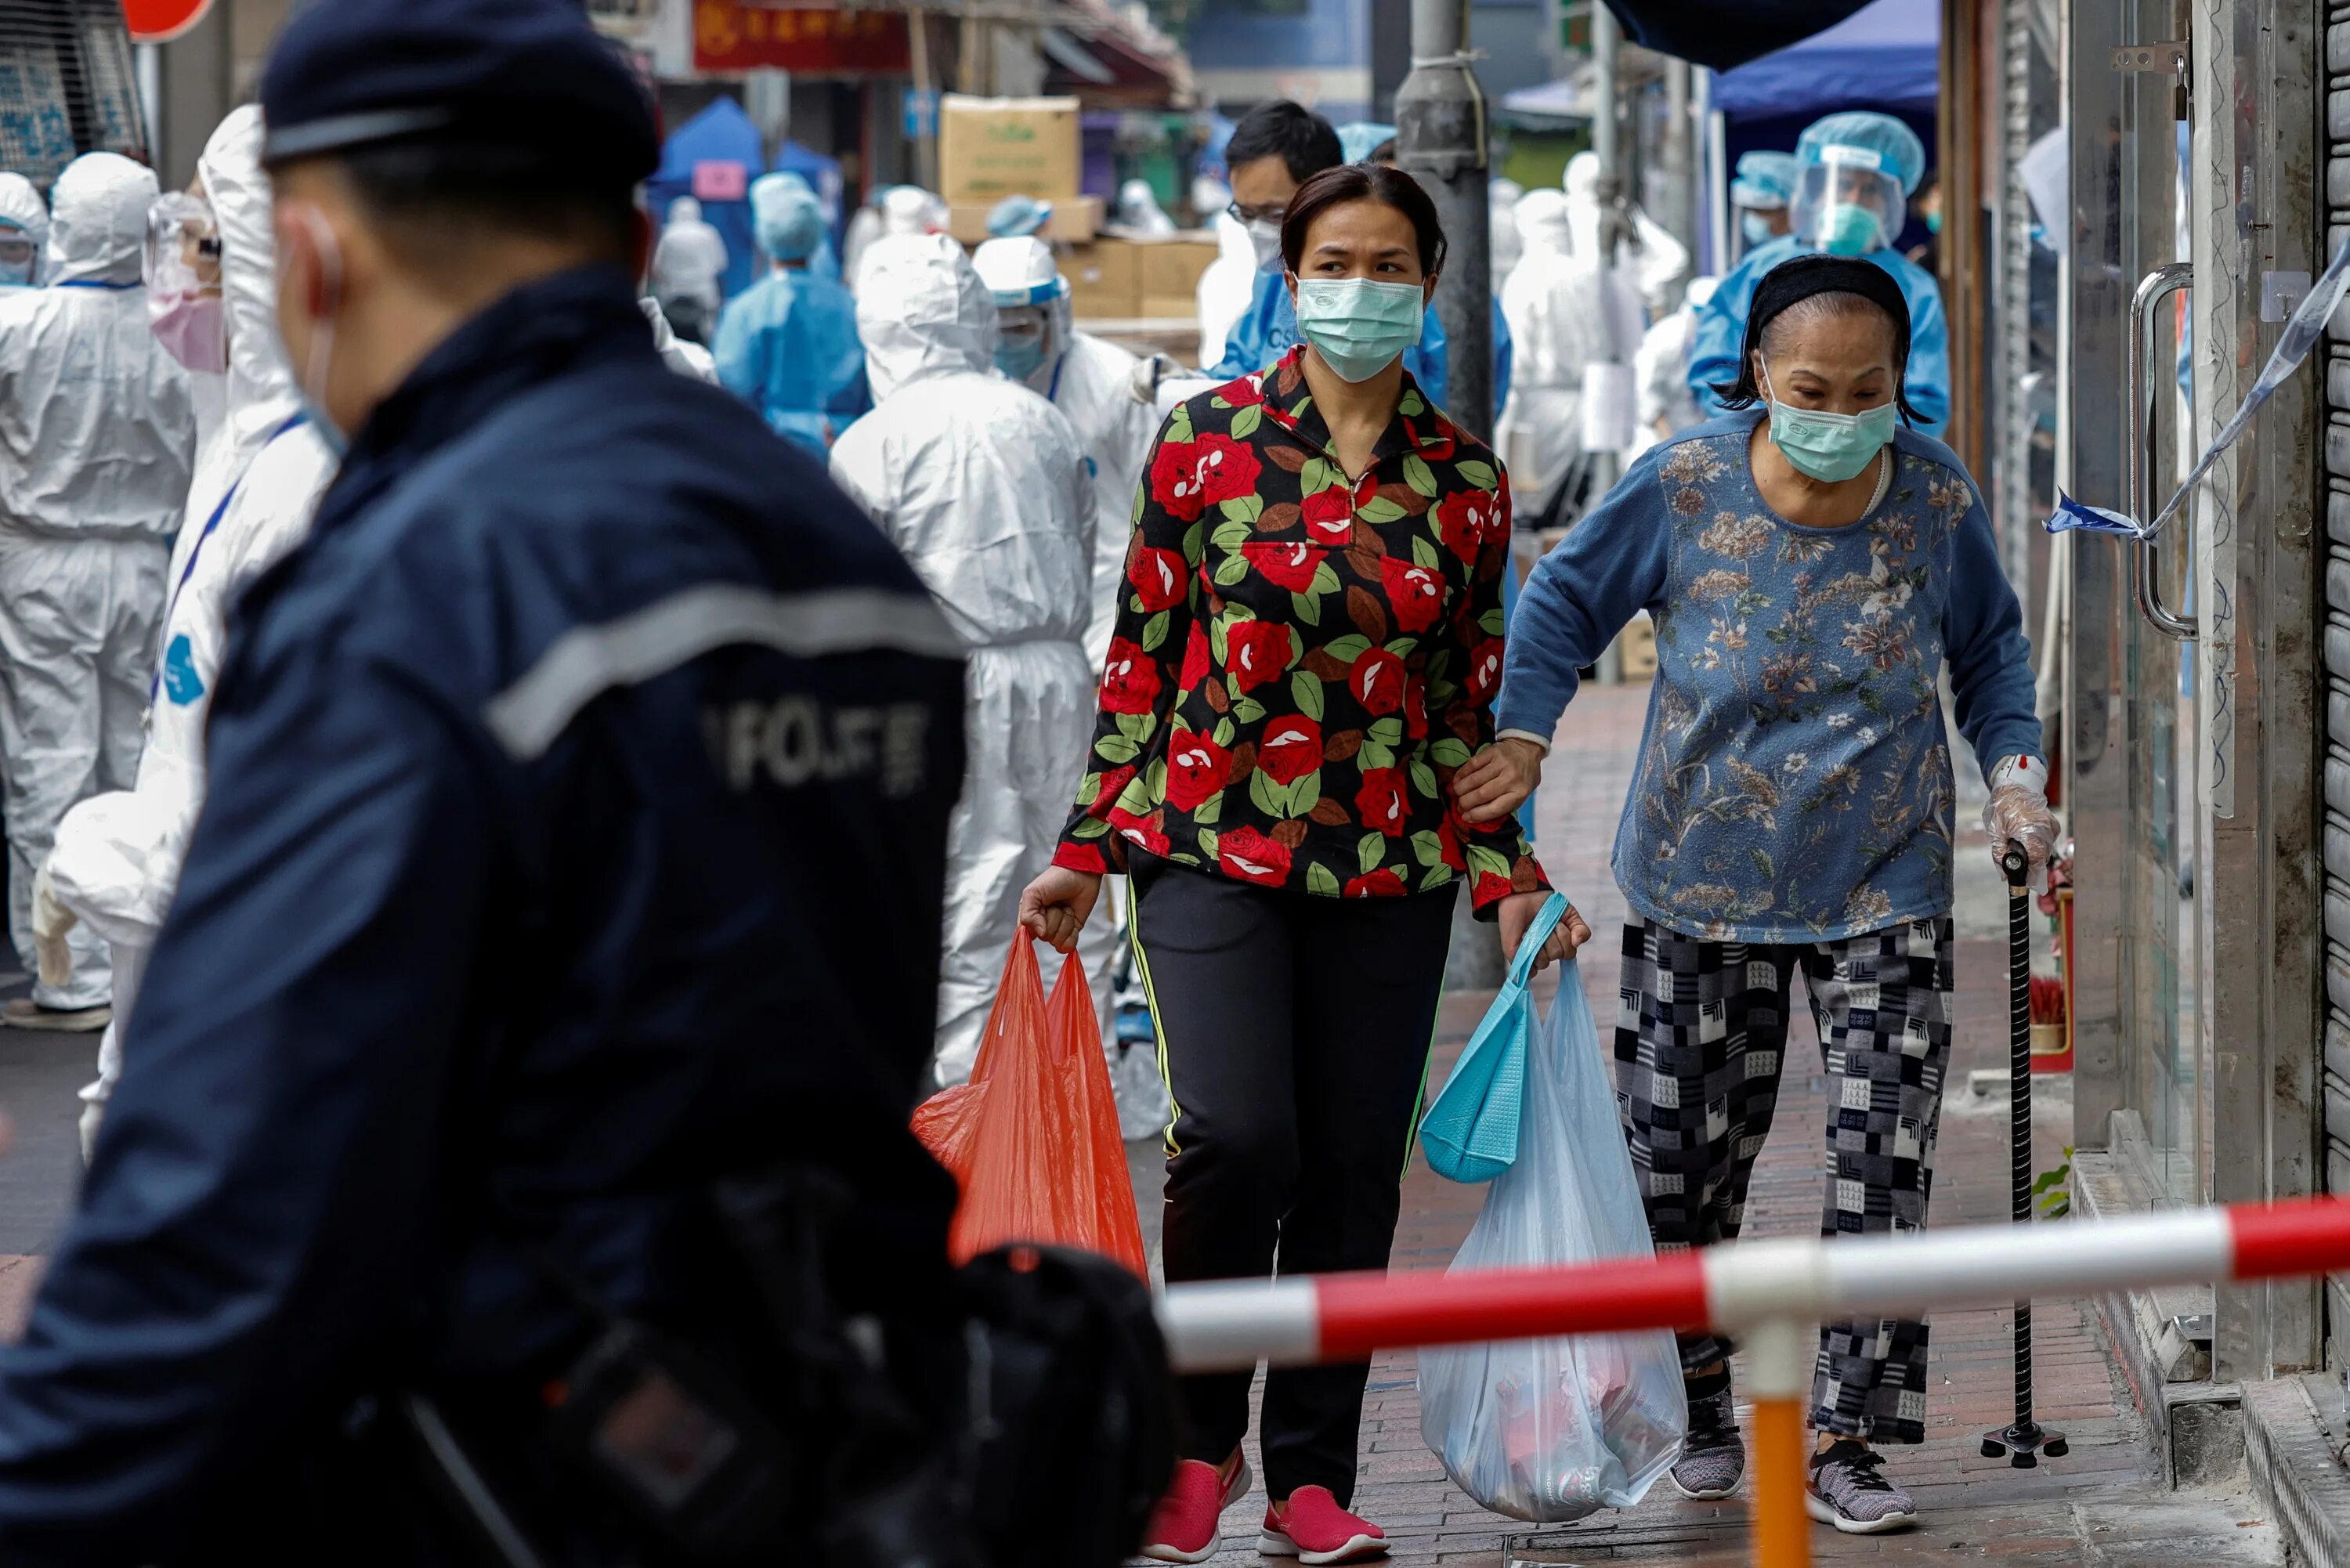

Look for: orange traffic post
[1743,1317,1813,1568]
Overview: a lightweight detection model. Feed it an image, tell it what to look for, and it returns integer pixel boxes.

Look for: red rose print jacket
[1053,347,1549,916]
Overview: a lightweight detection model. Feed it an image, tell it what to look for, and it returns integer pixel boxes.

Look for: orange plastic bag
[912,930,1149,1277]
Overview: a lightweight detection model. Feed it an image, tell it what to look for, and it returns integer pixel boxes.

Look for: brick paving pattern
[1133,681,2278,1566]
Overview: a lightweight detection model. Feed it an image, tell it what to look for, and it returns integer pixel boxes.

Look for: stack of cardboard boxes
[933,93,1218,324]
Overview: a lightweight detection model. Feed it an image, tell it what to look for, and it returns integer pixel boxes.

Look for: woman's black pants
[1127,851,1458,1505]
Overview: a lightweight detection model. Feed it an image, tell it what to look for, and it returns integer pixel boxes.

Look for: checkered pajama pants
[1613,915,1954,1444]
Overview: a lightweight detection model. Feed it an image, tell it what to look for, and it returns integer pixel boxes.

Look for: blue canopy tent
[1709,0,1938,119]
[645,96,766,300]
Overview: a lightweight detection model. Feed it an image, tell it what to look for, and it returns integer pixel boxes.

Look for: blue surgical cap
[1336,121,1397,164]
[751,173,825,262]
[1797,111,1927,197]
[988,193,1052,237]
[1730,150,1799,209]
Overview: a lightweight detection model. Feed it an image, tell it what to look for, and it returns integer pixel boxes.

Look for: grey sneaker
[1805,1440,1918,1534]
[1668,1388,1744,1500]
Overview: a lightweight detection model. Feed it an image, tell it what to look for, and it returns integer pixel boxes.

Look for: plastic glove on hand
[1981,757,2057,891]
[30,867,75,989]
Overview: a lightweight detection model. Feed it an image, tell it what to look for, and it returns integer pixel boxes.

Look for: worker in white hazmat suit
[1633,273,1719,445]
[1495,187,1646,502]
[967,235,1166,1122]
[650,195,726,345]
[830,235,1095,1086]
[850,186,946,292]
[1488,175,1524,285]
[38,108,338,1154]
[1113,178,1176,236]
[0,173,46,291]
[0,153,192,1031]
[1194,210,1256,372]
[1560,150,1688,314]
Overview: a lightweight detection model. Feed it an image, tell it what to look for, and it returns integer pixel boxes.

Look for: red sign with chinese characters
[694,2,912,74]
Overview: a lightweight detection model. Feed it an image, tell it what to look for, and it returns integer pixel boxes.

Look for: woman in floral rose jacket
[1020,164,1587,1565]
[1457,255,2058,1535]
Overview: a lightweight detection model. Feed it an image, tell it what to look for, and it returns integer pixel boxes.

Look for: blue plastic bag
[1418,957,1687,1522]
[1419,893,1571,1182]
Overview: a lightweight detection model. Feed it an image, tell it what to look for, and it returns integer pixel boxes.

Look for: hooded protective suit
[650,195,728,341]
[1495,189,1646,500]
[0,174,46,291]
[1488,177,1524,284]
[1195,211,1257,371]
[0,153,192,1013]
[1635,274,1720,440]
[849,186,948,291]
[44,110,338,1147]
[1560,150,1689,313]
[830,235,1095,1085]
[714,176,870,456]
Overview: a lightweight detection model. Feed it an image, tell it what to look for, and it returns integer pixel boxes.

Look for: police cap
[258,0,659,184]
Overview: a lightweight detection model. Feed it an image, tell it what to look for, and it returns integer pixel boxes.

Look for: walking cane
[1981,843,2066,1467]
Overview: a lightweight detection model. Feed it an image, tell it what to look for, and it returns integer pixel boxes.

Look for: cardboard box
[1139,295,1199,321]
[1139,233,1219,300]
[1616,612,1658,681]
[1064,237,1144,319]
[937,94,1082,206]
[945,194,1103,246]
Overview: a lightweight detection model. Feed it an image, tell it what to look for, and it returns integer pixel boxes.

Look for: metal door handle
[2128,263,2196,641]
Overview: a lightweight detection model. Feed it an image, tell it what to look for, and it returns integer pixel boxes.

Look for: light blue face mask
[996,333,1047,383]
[1762,361,1896,483]
[1820,202,1882,257]
[1292,276,1425,382]
[1741,211,1775,247]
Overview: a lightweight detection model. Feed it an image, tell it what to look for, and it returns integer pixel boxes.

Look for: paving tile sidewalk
[1132,680,2276,1566]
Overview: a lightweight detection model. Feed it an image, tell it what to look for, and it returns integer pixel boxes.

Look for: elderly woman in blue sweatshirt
[1453,255,2057,1535]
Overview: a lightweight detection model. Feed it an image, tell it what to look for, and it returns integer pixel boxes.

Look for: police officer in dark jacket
[0,2,970,1560]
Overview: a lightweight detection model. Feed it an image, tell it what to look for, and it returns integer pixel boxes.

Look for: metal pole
[1661,59,1695,266]
[1585,1,1625,497]
[1394,0,1493,439]
[1981,845,2068,1466]
[1395,0,1502,989]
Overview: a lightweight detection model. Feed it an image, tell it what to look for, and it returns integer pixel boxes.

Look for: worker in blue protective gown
[0,1,971,1557]
[714,171,870,455]
[1689,111,1950,436]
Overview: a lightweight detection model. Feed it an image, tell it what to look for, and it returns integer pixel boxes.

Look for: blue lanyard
[1047,352,1065,404]
[150,412,310,702]
[55,279,139,290]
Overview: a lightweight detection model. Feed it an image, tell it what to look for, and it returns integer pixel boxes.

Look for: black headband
[1738,254,1914,374]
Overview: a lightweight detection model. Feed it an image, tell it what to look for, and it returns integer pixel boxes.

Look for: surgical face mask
[1820,201,1883,256]
[1292,276,1425,382]
[1925,209,1942,237]
[1247,219,1284,273]
[1741,211,1774,247]
[0,256,28,289]
[150,290,227,373]
[996,330,1048,383]
[1762,360,1896,483]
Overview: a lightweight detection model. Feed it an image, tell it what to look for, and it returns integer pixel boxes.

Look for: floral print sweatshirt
[1495,414,2041,943]
[1054,348,1549,915]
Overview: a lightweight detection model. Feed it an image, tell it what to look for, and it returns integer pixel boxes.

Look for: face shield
[144,192,228,373]
[1789,147,1903,257]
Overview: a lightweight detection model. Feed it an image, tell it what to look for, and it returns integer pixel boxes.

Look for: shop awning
[1708,0,1938,117]
[1596,0,1880,73]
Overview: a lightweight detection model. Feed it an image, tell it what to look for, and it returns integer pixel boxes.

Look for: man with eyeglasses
[1202,99,1513,413]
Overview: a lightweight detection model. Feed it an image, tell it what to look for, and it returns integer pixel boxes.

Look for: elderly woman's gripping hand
[1451,735,1547,825]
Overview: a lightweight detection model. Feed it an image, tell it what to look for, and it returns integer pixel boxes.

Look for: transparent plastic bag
[1417,960,1686,1523]
[913,931,1150,1277]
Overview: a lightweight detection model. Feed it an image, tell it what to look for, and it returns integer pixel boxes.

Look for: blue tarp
[1708,0,1938,119]
[646,96,766,300]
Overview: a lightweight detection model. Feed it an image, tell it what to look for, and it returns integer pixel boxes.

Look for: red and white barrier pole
[1155,1198,2350,1568]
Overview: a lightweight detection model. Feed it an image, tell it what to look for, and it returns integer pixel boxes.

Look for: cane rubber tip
[2012,1451,2037,1469]
[1980,1439,2003,1458]
[2042,1436,2068,1458]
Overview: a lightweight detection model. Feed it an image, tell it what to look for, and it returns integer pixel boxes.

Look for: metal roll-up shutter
[0,0,148,189]
[2326,6,2350,1342]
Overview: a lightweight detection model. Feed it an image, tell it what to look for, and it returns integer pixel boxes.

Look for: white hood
[855,233,996,401]
[188,107,305,518]
[0,174,49,284]
[1516,189,1575,257]
[45,152,154,286]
